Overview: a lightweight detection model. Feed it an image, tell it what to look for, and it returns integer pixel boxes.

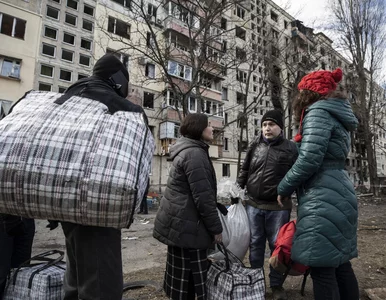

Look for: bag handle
[217,243,245,267]
[216,243,231,271]
[10,250,64,286]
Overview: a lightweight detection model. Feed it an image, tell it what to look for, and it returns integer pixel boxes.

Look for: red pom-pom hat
[294,68,343,142]
[298,68,343,95]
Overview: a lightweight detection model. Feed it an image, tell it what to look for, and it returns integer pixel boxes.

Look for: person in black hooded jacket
[153,113,222,300]
[60,54,147,300]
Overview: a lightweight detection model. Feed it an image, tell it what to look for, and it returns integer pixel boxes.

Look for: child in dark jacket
[237,110,297,300]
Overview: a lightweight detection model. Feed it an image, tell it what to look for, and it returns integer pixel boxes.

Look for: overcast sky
[272,0,329,29]
[272,0,386,83]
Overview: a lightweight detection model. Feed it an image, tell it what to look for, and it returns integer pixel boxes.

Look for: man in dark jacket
[59,54,147,300]
[237,110,297,300]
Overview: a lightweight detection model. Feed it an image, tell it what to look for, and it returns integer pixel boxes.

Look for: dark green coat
[278,99,358,267]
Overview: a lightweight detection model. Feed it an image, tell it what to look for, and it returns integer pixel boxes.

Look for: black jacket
[56,76,148,124]
[237,134,298,210]
[153,137,222,249]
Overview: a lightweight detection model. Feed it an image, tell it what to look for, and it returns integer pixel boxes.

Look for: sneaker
[271,286,287,300]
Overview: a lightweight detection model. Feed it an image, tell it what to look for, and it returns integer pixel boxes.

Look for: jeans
[61,222,123,300]
[311,261,359,300]
[0,218,35,299]
[246,206,290,287]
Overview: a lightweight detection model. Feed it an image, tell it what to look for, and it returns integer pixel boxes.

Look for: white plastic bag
[217,178,243,199]
[226,202,250,261]
[208,209,232,260]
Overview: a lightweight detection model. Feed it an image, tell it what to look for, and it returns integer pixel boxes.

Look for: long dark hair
[292,88,348,123]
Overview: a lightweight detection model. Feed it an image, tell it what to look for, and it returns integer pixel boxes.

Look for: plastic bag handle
[217,243,245,267]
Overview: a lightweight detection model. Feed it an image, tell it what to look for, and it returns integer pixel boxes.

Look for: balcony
[163,17,191,37]
[199,87,222,102]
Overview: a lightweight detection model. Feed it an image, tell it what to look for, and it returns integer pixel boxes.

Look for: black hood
[93,54,129,98]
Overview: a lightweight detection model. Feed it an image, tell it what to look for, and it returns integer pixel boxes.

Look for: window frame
[0,57,21,79]
[82,19,93,32]
[63,32,75,46]
[80,38,92,50]
[83,4,95,16]
[167,60,192,81]
[59,69,72,82]
[42,43,56,58]
[145,63,156,78]
[38,82,52,91]
[0,13,26,39]
[65,13,77,27]
[44,26,58,40]
[107,16,130,39]
[222,163,230,177]
[61,49,74,62]
[143,91,155,109]
[46,6,60,20]
[79,54,91,66]
[66,0,79,11]
[40,64,54,78]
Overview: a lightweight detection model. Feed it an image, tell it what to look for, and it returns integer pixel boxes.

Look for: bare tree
[330,0,386,194]
[96,0,251,120]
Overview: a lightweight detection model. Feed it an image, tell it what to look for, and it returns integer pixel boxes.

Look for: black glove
[216,203,228,216]
[231,197,239,204]
[46,220,59,230]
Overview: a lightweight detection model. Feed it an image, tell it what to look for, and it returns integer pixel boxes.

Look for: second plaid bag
[207,244,265,300]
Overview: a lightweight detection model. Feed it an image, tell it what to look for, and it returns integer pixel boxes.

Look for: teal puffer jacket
[278,98,358,268]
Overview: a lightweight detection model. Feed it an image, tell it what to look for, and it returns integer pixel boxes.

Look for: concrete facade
[1,0,385,193]
[0,1,41,110]
[34,0,96,93]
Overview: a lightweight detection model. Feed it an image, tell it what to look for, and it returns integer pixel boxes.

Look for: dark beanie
[261,110,284,129]
[93,54,129,81]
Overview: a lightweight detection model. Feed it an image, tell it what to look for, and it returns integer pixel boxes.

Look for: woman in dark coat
[277,68,359,300]
[153,113,222,300]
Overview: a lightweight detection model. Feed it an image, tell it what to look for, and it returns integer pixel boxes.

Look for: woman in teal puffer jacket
[277,68,359,300]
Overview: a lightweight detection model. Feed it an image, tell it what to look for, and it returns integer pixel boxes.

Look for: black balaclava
[93,54,129,98]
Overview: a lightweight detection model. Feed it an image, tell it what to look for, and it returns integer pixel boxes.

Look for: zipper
[257,144,270,197]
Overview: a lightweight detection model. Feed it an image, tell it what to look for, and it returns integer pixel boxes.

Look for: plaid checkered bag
[3,250,65,300]
[207,244,265,300]
[0,91,154,228]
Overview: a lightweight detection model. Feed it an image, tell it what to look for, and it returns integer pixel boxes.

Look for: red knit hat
[297,68,343,95]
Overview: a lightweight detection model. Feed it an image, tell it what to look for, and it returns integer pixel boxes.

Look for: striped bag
[3,250,65,300]
[0,91,154,228]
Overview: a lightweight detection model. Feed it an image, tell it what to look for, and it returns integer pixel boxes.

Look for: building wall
[0,1,41,103]
[34,0,96,93]
[2,0,385,192]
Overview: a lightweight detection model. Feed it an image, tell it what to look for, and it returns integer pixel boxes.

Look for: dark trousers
[311,261,359,300]
[246,206,290,287]
[0,218,35,299]
[139,197,148,214]
[61,222,123,300]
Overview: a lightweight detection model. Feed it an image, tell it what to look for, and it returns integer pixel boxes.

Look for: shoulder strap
[7,90,34,115]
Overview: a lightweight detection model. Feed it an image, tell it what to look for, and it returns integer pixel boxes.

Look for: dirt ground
[121,197,386,300]
[32,197,386,300]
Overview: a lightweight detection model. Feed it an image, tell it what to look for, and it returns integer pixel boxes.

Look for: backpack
[269,220,310,295]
